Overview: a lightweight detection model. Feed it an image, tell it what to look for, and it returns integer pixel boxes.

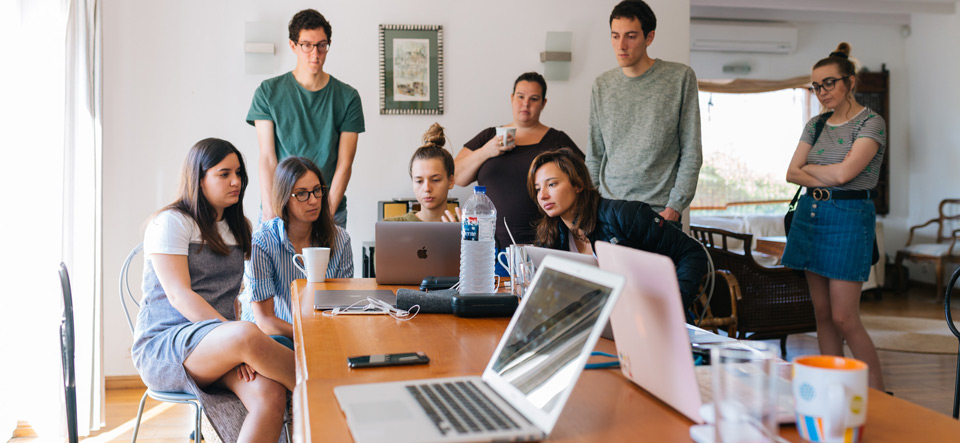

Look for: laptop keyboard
[406,380,521,436]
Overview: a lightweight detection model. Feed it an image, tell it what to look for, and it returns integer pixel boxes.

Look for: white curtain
[63,0,105,436]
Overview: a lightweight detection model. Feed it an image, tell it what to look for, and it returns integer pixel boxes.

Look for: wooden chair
[59,263,79,443]
[945,266,960,419]
[690,225,817,356]
[895,198,960,299]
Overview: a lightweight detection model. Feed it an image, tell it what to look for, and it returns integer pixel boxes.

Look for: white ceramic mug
[292,247,331,283]
[495,126,516,148]
[792,355,868,443]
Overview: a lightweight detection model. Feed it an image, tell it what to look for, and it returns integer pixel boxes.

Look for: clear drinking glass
[711,341,779,443]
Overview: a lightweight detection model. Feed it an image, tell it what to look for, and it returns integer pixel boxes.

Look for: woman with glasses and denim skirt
[782,42,886,390]
[240,156,353,349]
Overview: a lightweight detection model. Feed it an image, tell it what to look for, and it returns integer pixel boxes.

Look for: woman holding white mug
[241,156,353,348]
[455,72,583,275]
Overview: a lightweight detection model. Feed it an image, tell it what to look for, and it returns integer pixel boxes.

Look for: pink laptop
[595,241,705,423]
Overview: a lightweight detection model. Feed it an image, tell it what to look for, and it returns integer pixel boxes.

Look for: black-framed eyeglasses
[292,186,325,202]
[808,76,850,94]
[297,41,330,53]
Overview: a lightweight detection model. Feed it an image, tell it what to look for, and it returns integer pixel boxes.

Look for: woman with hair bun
[783,42,886,390]
[386,123,460,222]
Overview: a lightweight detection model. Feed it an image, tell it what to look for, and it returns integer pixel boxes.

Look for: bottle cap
[474,186,486,193]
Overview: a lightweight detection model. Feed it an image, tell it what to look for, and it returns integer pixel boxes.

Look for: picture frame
[379,24,444,115]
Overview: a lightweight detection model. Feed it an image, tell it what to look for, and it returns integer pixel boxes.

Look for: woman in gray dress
[132,138,294,442]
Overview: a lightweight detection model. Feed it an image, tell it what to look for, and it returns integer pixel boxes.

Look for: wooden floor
[10,285,960,442]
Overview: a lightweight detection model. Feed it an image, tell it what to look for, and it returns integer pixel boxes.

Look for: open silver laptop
[314,289,398,311]
[594,241,794,425]
[524,245,598,268]
[375,222,460,285]
[334,256,626,443]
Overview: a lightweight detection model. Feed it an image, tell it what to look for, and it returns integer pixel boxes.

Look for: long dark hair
[272,157,336,249]
[165,138,252,258]
[526,149,600,248]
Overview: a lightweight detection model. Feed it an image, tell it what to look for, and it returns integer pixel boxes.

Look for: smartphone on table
[347,351,430,368]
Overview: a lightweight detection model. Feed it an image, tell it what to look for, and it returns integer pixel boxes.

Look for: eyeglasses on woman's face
[808,76,850,94]
[292,186,324,202]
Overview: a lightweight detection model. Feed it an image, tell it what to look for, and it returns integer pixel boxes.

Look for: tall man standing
[247,9,364,227]
[587,0,702,224]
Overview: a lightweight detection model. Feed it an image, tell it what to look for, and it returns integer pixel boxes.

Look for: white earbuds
[322,297,420,321]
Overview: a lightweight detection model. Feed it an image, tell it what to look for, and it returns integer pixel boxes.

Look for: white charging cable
[321,297,420,321]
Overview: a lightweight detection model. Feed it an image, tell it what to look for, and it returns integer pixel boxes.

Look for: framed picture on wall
[379,24,444,115]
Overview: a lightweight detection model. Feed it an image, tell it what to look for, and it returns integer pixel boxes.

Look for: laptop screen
[490,265,615,414]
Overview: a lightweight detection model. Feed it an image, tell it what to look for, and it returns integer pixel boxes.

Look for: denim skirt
[781,194,876,282]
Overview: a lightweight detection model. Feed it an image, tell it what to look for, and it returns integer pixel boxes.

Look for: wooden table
[291,278,960,442]
[756,235,788,257]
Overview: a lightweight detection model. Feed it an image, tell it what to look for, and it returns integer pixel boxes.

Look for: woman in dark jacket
[527,148,707,310]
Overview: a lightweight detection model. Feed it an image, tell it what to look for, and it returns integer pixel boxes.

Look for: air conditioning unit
[690,20,798,54]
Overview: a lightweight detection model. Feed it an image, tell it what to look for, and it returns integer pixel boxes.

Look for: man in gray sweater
[587,0,702,224]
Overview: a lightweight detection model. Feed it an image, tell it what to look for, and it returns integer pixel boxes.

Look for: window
[692,88,821,216]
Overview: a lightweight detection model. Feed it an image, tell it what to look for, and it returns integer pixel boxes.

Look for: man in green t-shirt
[247,9,365,227]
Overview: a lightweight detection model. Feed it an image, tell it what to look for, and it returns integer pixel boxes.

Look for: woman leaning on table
[240,156,353,349]
[455,72,583,274]
[782,42,886,390]
[133,138,293,442]
[526,148,707,313]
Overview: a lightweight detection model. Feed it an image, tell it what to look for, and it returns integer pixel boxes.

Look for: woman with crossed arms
[782,42,886,390]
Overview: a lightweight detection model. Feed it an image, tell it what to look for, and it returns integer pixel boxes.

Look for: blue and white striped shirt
[240,217,353,324]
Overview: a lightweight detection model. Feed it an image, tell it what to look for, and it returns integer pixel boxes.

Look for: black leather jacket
[552,198,707,310]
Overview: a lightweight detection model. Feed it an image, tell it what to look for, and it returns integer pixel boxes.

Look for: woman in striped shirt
[241,157,354,348]
[782,42,886,390]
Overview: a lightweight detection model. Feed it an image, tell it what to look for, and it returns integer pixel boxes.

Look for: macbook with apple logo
[375,222,461,285]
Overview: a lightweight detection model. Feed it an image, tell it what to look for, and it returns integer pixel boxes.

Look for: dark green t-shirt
[246,73,365,212]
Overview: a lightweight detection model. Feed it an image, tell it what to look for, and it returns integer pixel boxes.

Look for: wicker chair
[690,225,817,356]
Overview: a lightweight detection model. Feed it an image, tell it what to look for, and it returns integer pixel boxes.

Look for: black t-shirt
[464,127,582,247]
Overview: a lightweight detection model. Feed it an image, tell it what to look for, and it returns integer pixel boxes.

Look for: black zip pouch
[451,294,519,318]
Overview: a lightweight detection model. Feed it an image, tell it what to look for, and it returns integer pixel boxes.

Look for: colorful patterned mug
[792,356,868,443]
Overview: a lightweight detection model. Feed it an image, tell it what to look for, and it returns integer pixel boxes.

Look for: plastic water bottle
[459,186,497,293]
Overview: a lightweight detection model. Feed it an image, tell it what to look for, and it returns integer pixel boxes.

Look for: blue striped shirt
[240,217,354,324]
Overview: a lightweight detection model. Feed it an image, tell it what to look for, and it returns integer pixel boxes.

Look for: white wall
[102,0,692,375]
[903,12,960,285]
[689,21,912,261]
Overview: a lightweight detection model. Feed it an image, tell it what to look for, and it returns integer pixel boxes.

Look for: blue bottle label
[462,217,479,241]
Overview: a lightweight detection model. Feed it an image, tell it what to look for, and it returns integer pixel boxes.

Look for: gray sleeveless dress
[132,241,282,442]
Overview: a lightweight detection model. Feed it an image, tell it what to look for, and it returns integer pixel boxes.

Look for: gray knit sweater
[587,60,703,213]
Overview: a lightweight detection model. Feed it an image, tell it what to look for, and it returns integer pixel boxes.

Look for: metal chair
[944,266,960,419]
[59,263,79,443]
[122,243,293,442]
[120,243,204,442]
